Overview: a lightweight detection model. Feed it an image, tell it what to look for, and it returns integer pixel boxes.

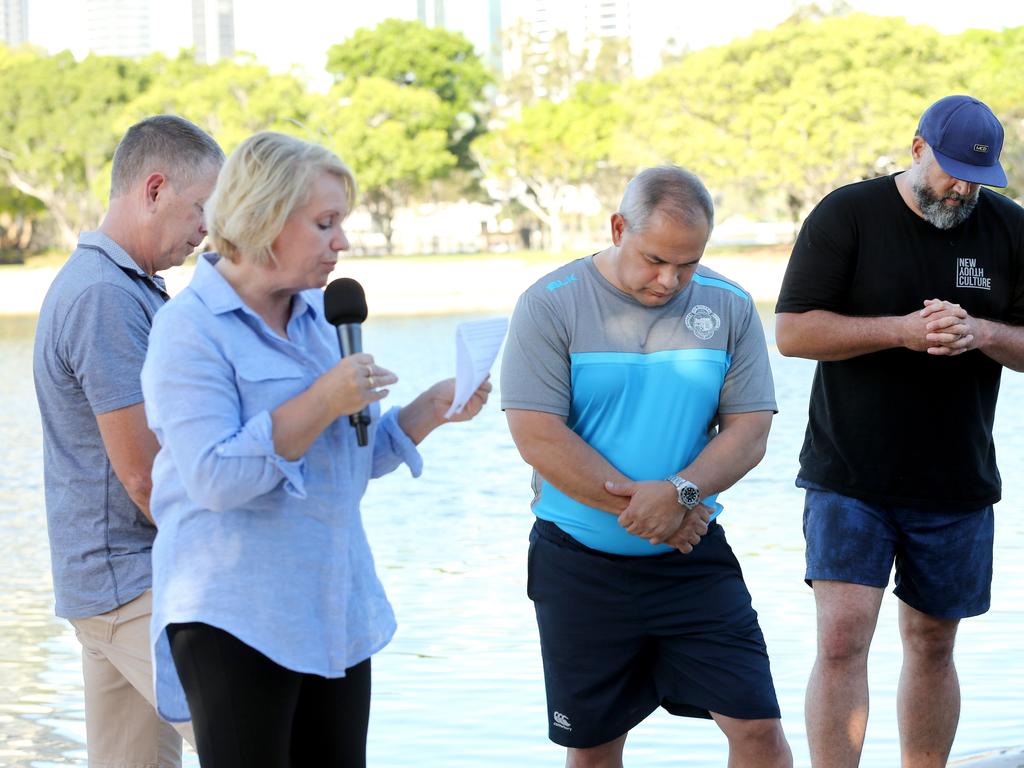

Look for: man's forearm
[96,402,159,524]
[506,410,630,514]
[674,412,772,501]
[521,432,631,514]
[776,310,906,361]
[977,318,1024,371]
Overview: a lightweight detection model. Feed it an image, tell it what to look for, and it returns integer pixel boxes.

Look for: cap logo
[974,143,989,153]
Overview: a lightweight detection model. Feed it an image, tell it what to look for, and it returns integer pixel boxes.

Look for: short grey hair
[618,166,714,233]
[110,115,224,197]
[206,131,357,266]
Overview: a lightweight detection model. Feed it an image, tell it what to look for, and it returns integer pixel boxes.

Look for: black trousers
[167,622,371,768]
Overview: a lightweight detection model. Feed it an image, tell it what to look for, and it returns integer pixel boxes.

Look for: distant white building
[506,0,631,71]
[0,0,28,46]
[84,0,150,57]
[502,0,696,78]
[54,0,233,64]
[582,0,630,41]
[417,0,503,73]
[192,0,234,64]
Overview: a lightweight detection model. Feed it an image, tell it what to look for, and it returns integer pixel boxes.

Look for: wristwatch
[665,475,700,509]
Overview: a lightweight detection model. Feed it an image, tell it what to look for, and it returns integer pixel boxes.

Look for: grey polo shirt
[33,231,169,619]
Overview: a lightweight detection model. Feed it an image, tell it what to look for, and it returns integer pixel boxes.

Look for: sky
[25,0,1024,85]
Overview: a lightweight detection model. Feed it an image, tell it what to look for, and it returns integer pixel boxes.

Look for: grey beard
[912,180,978,230]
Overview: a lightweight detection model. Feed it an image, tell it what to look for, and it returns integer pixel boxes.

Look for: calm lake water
[0,308,1021,767]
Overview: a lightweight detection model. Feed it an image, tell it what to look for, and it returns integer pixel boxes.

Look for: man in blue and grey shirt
[502,166,791,767]
[33,115,222,767]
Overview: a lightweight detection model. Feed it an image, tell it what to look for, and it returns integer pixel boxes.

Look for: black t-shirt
[776,173,1024,508]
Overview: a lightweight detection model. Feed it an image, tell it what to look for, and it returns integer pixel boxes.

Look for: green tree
[0,185,45,262]
[476,82,623,253]
[124,52,317,155]
[956,26,1024,201]
[317,77,457,254]
[0,50,148,247]
[499,22,631,106]
[326,19,491,171]
[500,22,585,106]
[589,35,633,85]
[626,13,972,226]
[486,21,639,252]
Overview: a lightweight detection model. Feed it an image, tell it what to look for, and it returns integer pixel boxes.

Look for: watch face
[681,484,700,507]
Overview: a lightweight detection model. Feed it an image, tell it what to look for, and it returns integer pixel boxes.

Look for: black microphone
[323,278,371,447]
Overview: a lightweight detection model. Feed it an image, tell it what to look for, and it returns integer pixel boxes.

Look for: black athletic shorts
[527,518,781,748]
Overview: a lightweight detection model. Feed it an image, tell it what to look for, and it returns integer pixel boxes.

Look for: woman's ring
[368,375,376,389]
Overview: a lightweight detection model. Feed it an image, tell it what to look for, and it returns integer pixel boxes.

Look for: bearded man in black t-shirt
[776,95,1024,767]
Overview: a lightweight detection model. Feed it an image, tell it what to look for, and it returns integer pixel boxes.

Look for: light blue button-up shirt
[141,253,422,722]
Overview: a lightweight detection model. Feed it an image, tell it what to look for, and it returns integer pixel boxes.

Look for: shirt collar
[191,252,320,324]
[78,230,167,294]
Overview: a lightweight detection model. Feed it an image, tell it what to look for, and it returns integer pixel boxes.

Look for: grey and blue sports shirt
[501,255,776,555]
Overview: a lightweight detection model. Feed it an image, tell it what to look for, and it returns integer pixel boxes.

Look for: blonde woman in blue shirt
[140,132,490,767]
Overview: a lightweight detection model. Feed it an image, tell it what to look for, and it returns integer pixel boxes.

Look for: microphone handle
[351,415,370,447]
[335,324,372,447]
[336,323,362,358]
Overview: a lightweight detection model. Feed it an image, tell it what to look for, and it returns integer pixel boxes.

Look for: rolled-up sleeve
[215,410,308,499]
[371,406,423,479]
[142,307,309,513]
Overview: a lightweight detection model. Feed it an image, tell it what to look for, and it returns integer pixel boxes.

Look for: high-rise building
[514,0,629,49]
[84,0,150,58]
[486,0,502,73]
[582,0,629,40]
[504,0,684,78]
[417,0,445,27]
[0,0,28,46]
[416,0,502,74]
[193,0,234,63]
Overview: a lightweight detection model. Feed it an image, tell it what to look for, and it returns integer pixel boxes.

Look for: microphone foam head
[324,278,368,325]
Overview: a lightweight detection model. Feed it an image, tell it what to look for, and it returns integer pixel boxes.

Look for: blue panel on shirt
[534,349,729,555]
[691,272,751,299]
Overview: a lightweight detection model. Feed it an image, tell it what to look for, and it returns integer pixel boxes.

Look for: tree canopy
[326,19,491,170]
[0,50,149,247]
[1,12,1022,258]
[620,13,982,223]
[321,77,457,253]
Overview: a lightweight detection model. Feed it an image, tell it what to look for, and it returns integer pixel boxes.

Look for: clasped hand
[605,479,711,553]
[904,299,977,356]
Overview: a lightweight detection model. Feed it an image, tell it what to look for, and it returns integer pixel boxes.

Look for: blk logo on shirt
[956,258,991,290]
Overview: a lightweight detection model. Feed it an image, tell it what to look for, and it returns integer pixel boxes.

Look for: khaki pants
[70,590,195,768]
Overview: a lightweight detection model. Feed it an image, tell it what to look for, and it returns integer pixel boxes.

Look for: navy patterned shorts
[799,479,994,619]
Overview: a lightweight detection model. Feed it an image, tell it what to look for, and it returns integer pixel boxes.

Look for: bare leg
[897,602,960,768]
[712,713,792,768]
[805,580,884,767]
[566,734,627,768]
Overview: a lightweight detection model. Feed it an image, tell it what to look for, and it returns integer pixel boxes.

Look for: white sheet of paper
[444,317,509,419]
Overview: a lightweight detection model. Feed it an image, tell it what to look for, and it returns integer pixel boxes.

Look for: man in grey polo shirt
[34,115,223,767]
[502,166,791,767]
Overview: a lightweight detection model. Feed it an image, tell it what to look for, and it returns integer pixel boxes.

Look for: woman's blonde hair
[206,132,356,265]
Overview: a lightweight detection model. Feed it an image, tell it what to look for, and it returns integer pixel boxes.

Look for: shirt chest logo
[685,304,721,340]
[955,258,991,290]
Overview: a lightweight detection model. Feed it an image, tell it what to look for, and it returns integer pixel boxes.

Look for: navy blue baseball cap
[917,95,1007,187]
